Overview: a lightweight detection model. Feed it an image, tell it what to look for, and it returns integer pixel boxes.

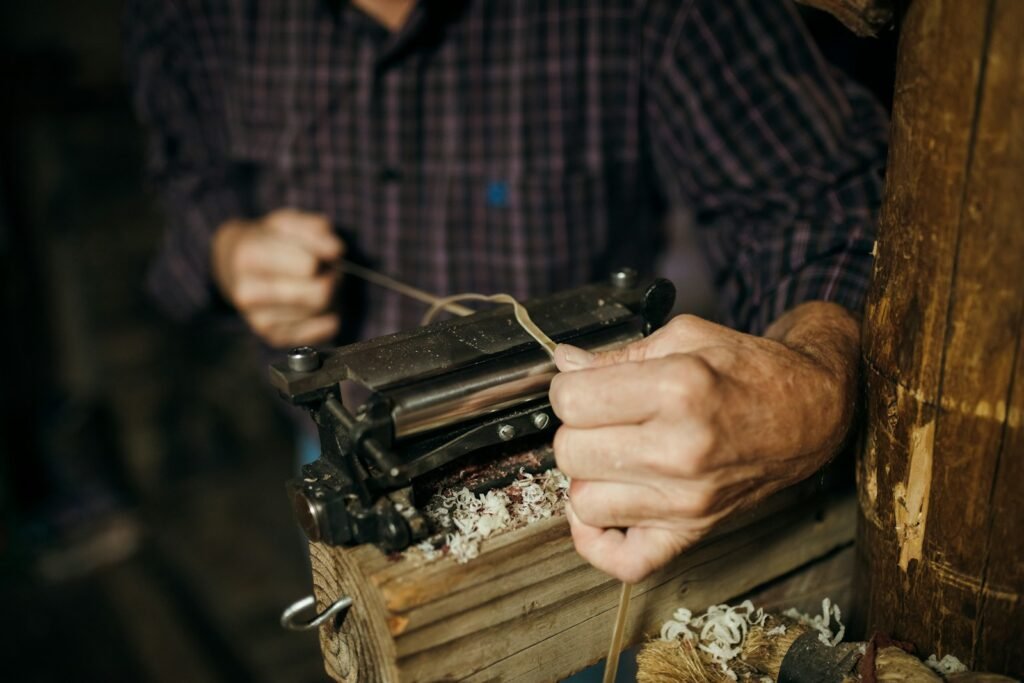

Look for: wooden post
[856,0,1024,674]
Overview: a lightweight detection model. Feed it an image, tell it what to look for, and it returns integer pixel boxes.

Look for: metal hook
[280,594,353,632]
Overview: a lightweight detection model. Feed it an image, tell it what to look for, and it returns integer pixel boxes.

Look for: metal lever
[280,594,353,632]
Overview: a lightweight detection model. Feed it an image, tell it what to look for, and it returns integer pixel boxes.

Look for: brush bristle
[636,639,723,683]
[741,615,809,679]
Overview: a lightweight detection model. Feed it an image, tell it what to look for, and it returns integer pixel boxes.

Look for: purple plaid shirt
[125,0,887,341]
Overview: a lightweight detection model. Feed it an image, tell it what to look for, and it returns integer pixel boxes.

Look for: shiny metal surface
[286,346,321,372]
[280,595,353,632]
[388,325,641,438]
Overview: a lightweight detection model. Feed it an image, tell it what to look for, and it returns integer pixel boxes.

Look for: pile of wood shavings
[410,468,570,563]
[660,600,770,681]
[659,599,847,681]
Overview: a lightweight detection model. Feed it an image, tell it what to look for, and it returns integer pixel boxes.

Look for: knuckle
[674,487,715,518]
[666,314,698,337]
[687,424,717,464]
[658,356,716,407]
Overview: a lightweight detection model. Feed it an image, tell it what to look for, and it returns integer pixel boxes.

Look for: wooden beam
[856,0,1024,675]
[794,0,895,37]
[308,485,856,682]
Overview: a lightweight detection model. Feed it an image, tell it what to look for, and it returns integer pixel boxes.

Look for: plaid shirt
[125,0,887,341]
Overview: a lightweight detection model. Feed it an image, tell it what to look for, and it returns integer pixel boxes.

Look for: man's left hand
[548,302,860,583]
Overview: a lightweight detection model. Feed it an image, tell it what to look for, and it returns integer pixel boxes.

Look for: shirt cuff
[745,234,875,336]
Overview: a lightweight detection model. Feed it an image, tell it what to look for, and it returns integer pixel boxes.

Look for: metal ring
[280,594,353,632]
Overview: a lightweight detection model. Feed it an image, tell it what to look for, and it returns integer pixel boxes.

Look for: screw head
[497,424,517,441]
[532,412,551,430]
[287,346,320,372]
[610,268,638,289]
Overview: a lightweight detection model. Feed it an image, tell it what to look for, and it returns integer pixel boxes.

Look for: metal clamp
[280,595,353,632]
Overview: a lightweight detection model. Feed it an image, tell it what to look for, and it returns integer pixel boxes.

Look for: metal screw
[610,268,637,289]
[497,424,517,441]
[532,412,551,430]
[287,346,321,372]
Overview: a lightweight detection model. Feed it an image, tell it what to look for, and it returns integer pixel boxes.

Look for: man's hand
[212,209,344,348]
[548,302,860,583]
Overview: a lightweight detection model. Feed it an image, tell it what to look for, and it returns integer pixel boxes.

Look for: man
[126,0,887,582]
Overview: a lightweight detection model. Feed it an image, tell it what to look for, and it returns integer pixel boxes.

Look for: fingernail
[558,345,594,370]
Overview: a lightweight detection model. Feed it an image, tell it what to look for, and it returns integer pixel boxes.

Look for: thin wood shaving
[421,293,557,359]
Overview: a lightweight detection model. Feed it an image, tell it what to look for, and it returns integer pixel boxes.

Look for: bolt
[610,268,637,289]
[532,412,551,430]
[287,346,321,372]
[497,424,517,441]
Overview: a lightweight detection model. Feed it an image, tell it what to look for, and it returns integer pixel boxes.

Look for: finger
[236,234,324,278]
[551,354,718,429]
[266,209,344,262]
[565,502,684,584]
[234,274,336,310]
[246,304,332,328]
[554,423,710,481]
[554,316,730,373]
[252,313,341,349]
[548,360,662,427]
[568,479,715,529]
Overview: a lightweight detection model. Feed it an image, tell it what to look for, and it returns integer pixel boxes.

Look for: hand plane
[270,270,676,552]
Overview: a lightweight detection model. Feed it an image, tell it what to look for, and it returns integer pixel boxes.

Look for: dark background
[0,3,896,681]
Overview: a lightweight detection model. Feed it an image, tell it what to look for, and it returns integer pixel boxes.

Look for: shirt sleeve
[642,0,888,334]
[124,0,244,320]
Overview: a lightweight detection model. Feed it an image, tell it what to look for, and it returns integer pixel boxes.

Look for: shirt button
[377,166,402,183]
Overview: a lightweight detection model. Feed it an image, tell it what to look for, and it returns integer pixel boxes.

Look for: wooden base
[308,485,857,682]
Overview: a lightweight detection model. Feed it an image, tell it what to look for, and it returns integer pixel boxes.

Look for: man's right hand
[212,208,344,348]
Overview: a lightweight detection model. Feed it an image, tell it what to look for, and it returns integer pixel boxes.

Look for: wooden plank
[857,0,1024,675]
[310,485,857,682]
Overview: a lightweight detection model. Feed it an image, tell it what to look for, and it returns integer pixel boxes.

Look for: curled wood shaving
[411,468,570,563]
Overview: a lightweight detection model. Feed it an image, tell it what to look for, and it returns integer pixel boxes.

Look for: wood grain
[857,0,1024,674]
[310,485,857,682]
